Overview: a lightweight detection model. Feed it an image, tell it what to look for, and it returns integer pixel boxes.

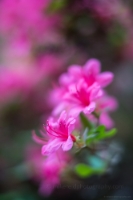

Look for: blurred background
[0,0,133,199]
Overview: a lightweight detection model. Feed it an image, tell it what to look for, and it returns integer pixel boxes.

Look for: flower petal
[97,72,114,87]
[99,112,114,129]
[42,139,62,155]
[62,136,73,151]
[83,102,96,114]
[84,59,101,75]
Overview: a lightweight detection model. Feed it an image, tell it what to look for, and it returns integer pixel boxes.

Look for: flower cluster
[33,58,118,195]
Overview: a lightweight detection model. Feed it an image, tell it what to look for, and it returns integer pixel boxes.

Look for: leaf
[86,133,97,145]
[47,0,67,13]
[75,163,104,178]
[96,128,117,140]
[80,112,94,129]
[85,125,117,145]
[96,125,105,134]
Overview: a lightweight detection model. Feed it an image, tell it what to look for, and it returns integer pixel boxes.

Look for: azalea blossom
[40,111,76,154]
[59,58,114,88]
[51,59,114,114]
[56,79,103,117]
[25,145,69,196]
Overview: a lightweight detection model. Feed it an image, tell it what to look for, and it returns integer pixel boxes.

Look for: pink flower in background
[41,111,76,154]
[25,145,70,196]
[39,151,68,196]
[0,0,61,43]
[97,95,118,129]
[82,0,120,22]
[88,94,118,129]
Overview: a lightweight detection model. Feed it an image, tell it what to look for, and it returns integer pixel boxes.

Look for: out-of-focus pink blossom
[59,59,114,88]
[39,151,69,196]
[88,94,118,129]
[25,145,70,196]
[97,95,118,129]
[82,0,120,22]
[33,111,76,154]
[0,0,61,43]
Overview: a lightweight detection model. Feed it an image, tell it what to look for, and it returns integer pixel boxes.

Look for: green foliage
[75,163,104,178]
[80,113,117,145]
[80,112,94,129]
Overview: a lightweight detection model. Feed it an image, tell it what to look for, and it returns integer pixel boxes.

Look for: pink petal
[59,74,71,85]
[62,136,73,151]
[68,65,82,76]
[90,83,103,101]
[69,107,82,117]
[58,110,67,123]
[83,102,96,114]
[52,102,66,116]
[84,59,101,75]
[106,97,118,111]
[99,112,114,129]
[42,139,62,155]
[32,131,46,144]
[97,72,114,87]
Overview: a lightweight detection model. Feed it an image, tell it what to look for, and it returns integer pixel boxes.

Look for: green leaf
[96,128,117,140]
[85,125,117,145]
[47,0,67,13]
[86,133,97,145]
[80,112,93,129]
[96,125,105,134]
[75,163,104,178]
[105,128,117,137]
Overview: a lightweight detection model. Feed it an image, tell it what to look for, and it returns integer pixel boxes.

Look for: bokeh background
[0,0,133,199]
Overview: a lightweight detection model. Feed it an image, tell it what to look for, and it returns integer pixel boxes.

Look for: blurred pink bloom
[59,59,114,88]
[82,0,120,23]
[88,94,118,129]
[39,152,63,196]
[25,145,69,196]
[97,95,118,129]
[0,0,61,43]
[33,111,76,155]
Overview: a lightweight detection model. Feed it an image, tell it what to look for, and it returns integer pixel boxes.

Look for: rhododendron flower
[39,152,65,196]
[25,145,69,196]
[59,79,102,116]
[59,59,114,88]
[41,111,76,154]
[0,0,61,44]
[52,59,114,114]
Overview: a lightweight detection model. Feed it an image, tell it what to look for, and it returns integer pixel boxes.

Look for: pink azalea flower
[38,154,61,196]
[39,111,76,154]
[0,0,61,43]
[62,79,103,116]
[59,58,114,88]
[25,145,69,196]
